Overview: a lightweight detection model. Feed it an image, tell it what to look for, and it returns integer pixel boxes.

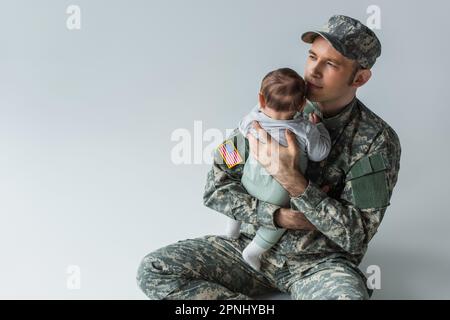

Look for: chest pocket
[347,153,390,209]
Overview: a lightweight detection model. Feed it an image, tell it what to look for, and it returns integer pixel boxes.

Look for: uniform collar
[320,97,357,139]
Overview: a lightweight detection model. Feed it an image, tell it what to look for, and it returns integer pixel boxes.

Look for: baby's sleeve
[304,122,331,162]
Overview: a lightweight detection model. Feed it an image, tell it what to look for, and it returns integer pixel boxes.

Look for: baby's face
[260,106,298,120]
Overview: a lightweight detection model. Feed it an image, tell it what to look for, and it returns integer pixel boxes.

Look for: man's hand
[274,208,317,230]
[274,185,330,230]
[247,121,308,197]
[309,113,321,124]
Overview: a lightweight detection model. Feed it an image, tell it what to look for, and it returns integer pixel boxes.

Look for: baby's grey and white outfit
[225,103,331,271]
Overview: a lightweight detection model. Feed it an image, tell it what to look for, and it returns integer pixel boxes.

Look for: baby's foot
[225,220,241,239]
[220,233,240,240]
[243,248,261,271]
[242,241,265,271]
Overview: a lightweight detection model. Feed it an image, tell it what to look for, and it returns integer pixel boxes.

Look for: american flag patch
[218,140,243,168]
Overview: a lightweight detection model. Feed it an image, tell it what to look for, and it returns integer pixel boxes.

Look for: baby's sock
[242,240,266,271]
[224,219,241,239]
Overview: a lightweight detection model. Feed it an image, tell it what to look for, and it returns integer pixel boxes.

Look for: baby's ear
[258,92,266,108]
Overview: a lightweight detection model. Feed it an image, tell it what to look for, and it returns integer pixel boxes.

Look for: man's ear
[352,69,372,88]
[258,92,266,108]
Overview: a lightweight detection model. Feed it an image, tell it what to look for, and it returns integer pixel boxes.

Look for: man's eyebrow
[327,58,342,65]
[309,49,342,65]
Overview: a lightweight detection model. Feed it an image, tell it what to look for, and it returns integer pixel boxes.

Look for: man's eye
[327,62,336,68]
[309,55,316,60]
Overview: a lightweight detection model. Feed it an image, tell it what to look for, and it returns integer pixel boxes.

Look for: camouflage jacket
[203,98,401,269]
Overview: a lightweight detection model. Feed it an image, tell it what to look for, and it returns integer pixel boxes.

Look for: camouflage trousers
[137,235,370,300]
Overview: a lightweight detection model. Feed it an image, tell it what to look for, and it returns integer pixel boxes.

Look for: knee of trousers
[320,274,370,300]
[136,251,184,300]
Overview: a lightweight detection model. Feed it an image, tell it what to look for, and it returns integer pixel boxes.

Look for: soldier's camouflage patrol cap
[301,15,381,69]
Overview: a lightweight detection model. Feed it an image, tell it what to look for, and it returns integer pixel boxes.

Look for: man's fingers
[285,208,316,231]
[309,113,320,124]
[285,129,299,153]
[247,132,258,156]
[313,113,321,124]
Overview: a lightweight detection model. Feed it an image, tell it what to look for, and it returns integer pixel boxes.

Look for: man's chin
[306,93,322,103]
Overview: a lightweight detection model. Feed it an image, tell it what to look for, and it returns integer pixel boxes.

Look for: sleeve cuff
[290,181,327,212]
[316,122,326,129]
[256,200,280,230]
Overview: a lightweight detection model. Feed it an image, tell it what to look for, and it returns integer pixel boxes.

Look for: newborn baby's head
[259,68,306,120]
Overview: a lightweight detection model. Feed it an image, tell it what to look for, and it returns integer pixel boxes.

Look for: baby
[225,68,331,271]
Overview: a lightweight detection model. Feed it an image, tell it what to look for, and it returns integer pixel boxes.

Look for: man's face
[304,36,357,106]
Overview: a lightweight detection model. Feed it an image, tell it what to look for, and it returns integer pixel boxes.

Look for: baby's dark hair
[260,68,306,113]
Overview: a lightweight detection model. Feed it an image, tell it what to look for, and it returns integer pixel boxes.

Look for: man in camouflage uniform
[137,15,401,300]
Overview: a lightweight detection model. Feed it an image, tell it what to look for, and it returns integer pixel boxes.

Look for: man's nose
[310,62,322,78]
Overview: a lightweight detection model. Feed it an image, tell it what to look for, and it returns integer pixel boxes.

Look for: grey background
[0,0,448,299]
